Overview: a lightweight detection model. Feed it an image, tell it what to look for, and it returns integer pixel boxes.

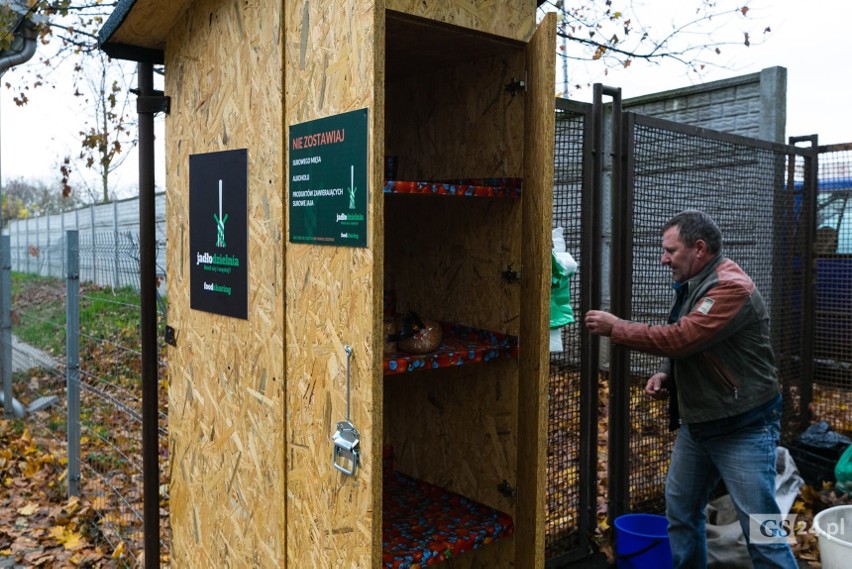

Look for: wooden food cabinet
[100,1,555,566]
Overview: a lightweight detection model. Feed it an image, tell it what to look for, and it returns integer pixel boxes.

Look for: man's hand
[645,372,670,400]
[584,310,619,337]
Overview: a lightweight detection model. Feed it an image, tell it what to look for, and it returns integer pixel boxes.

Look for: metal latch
[332,345,360,476]
[332,420,360,476]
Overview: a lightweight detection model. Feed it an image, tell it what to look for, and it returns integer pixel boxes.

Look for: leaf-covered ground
[4,274,851,567]
[0,420,116,567]
[547,368,852,567]
[2,275,169,567]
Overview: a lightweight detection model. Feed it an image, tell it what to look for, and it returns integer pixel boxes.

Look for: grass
[10,273,66,354]
[78,286,145,343]
[10,272,159,355]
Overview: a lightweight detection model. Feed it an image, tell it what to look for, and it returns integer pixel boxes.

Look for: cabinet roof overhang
[99,0,550,64]
[97,0,194,64]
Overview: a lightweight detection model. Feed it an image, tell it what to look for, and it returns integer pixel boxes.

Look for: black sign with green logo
[189,149,248,319]
[289,109,368,247]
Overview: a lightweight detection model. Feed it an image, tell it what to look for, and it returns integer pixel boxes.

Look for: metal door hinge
[498,480,517,499]
[502,265,522,284]
[505,77,526,96]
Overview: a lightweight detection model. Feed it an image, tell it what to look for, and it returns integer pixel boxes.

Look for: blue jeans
[665,396,797,568]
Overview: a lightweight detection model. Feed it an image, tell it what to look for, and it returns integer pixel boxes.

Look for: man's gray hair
[662,210,722,254]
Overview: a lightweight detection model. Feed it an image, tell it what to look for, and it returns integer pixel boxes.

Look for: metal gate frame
[607,112,819,520]
[547,86,820,564]
[545,86,617,565]
[810,142,852,389]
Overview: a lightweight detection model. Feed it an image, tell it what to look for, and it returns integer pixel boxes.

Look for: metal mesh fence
[545,100,837,561]
[622,114,811,511]
[6,230,169,566]
[813,144,852,391]
[7,194,167,290]
[546,103,588,558]
[77,233,169,565]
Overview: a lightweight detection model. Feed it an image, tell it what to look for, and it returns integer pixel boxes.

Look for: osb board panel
[284,1,383,567]
[163,0,285,567]
[386,0,536,42]
[384,47,525,335]
[384,196,520,335]
[110,0,194,50]
[384,11,523,81]
[382,14,528,569]
[385,49,526,180]
[516,14,556,569]
[384,361,517,514]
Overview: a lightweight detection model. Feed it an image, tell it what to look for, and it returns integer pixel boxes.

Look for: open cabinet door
[517,12,556,569]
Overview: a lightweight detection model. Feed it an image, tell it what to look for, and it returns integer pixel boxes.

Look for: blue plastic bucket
[614,513,672,568]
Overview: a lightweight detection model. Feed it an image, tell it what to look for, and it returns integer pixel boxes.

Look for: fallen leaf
[17,502,39,516]
[62,531,84,551]
[49,526,66,541]
[90,495,109,510]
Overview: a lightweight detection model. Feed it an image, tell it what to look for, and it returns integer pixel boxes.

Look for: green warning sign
[288,109,368,247]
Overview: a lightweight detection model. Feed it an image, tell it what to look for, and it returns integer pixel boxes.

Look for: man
[584,210,796,568]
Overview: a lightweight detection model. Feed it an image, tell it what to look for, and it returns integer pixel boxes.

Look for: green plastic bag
[550,251,574,328]
[835,444,852,493]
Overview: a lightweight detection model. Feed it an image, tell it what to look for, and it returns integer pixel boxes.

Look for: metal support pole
[66,230,80,496]
[1,236,12,419]
[74,210,79,280]
[790,135,820,428]
[137,61,160,569]
[14,222,19,272]
[597,84,631,522]
[61,210,66,278]
[90,204,96,285]
[113,200,119,290]
[578,94,602,548]
[561,2,568,96]
[45,214,50,277]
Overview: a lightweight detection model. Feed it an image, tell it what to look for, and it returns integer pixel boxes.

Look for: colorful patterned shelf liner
[384,178,522,198]
[383,469,514,568]
[383,323,519,376]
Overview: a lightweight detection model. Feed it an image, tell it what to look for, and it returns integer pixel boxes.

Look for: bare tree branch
[541,0,770,83]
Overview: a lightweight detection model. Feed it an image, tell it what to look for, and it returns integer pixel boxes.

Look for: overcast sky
[548,0,851,145]
[1,0,849,198]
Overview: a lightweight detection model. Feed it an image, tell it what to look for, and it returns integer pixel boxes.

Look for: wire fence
[619,115,810,513]
[546,103,588,559]
[7,193,166,291]
[808,143,852,438]
[813,144,852,388]
[4,229,169,566]
[544,98,852,562]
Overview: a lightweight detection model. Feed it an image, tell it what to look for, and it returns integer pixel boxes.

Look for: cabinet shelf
[383,470,514,569]
[384,178,522,198]
[383,323,518,376]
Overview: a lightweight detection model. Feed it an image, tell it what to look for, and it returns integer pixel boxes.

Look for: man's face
[661,226,702,283]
